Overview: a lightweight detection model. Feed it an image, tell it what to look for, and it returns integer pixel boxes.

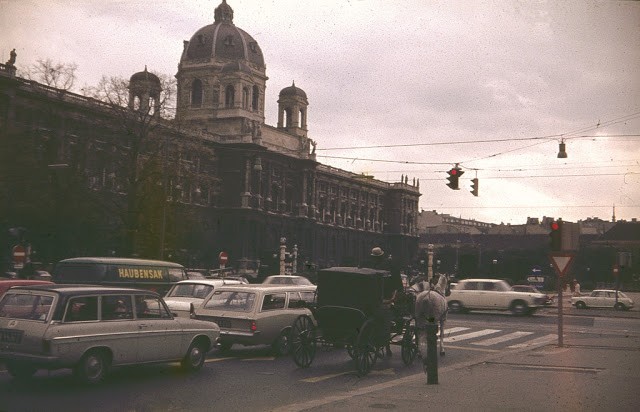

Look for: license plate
[0,328,24,344]
[214,317,231,328]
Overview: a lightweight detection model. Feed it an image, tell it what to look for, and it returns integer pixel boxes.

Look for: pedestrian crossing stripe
[471,331,534,346]
[507,334,556,348]
[443,329,501,343]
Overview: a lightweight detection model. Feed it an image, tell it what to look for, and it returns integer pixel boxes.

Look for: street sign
[549,253,574,276]
[12,244,26,269]
[218,251,229,266]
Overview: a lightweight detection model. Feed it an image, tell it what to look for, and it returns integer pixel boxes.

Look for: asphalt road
[3,306,637,411]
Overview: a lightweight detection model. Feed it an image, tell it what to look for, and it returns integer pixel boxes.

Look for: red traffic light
[446,167,464,190]
[549,220,562,251]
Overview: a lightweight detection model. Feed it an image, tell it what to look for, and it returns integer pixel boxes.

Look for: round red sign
[12,244,26,266]
[218,251,228,265]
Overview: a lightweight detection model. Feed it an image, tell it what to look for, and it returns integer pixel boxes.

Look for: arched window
[225,85,235,107]
[252,86,259,111]
[242,87,250,109]
[284,108,292,127]
[191,79,203,107]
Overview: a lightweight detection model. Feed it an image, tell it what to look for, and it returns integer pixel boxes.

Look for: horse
[413,273,450,357]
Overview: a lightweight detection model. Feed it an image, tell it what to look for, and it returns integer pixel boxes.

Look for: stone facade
[0,1,420,275]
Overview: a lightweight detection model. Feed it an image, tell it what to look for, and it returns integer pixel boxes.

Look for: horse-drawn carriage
[290,267,419,376]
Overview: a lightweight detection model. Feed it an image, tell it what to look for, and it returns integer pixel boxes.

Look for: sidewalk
[274,326,640,411]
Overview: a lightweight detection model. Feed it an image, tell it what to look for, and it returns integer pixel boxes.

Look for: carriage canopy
[316,267,391,315]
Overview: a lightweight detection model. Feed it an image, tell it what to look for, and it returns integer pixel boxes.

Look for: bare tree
[22,58,78,91]
[83,72,210,258]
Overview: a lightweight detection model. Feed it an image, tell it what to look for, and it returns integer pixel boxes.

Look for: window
[204,291,255,312]
[0,293,54,321]
[225,85,235,107]
[461,282,479,291]
[101,295,133,320]
[252,86,259,110]
[191,79,203,107]
[65,296,99,322]
[136,295,170,319]
[288,291,316,308]
[261,293,286,311]
[242,87,250,109]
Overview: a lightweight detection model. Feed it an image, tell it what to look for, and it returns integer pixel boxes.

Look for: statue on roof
[6,49,16,66]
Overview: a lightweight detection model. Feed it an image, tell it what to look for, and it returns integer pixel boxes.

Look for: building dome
[279,81,307,99]
[181,0,265,69]
[130,66,160,86]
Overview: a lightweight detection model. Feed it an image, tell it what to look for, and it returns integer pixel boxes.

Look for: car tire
[74,349,109,384]
[182,340,207,372]
[575,301,586,309]
[448,300,464,313]
[6,361,37,380]
[614,302,626,311]
[272,329,292,356]
[510,300,529,316]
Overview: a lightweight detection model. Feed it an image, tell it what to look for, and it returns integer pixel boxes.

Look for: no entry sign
[219,251,229,266]
[12,244,26,269]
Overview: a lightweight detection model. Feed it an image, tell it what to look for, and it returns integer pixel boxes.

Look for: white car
[0,285,219,384]
[164,279,243,317]
[262,275,314,286]
[448,278,549,315]
[192,284,317,355]
[571,290,634,311]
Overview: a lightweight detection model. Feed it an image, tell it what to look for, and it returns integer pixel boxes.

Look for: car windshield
[0,292,54,321]
[203,290,256,312]
[166,283,214,299]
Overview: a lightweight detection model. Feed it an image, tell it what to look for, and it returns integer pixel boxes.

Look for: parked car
[0,284,220,384]
[571,289,634,311]
[262,275,314,286]
[448,278,548,315]
[512,284,553,305]
[192,284,317,355]
[164,279,244,317]
[0,279,54,297]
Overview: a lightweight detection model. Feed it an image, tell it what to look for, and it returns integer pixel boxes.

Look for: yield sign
[549,253,575,276]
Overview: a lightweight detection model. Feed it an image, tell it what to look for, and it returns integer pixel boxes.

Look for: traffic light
[446,167,464,190]
[549,219,563,251]
[470,178,479,196]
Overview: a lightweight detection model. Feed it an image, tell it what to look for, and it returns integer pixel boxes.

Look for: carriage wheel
[401,321,418,366]
[291,315,317,368]
[354,319,377,376]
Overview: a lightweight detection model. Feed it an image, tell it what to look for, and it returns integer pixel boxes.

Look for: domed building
[0,0,421,278]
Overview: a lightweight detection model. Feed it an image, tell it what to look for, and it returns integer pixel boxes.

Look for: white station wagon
[0,285,220,384]
[571,289,634,311]
[192,284,316,355]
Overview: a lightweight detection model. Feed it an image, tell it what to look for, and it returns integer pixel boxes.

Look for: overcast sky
[2,0,639,225]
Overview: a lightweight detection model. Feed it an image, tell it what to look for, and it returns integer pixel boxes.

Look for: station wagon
[192,284,316,355]
[0,285,220,384]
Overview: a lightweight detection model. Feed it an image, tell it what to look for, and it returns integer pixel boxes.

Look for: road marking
[241,356,276,361]
[301,371,352,383]
[445,327,470,335]
[205,357,235,363]
[472,331,534,346]
[443,329,500,343]
[508,334,556,348]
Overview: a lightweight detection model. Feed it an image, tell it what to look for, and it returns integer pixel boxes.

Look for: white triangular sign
[551,255,574,275]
